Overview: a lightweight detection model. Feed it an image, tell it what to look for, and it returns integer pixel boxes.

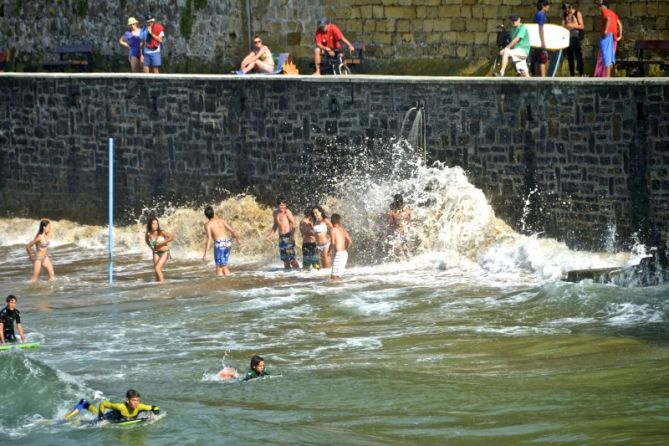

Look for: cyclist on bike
[313,17,355,75]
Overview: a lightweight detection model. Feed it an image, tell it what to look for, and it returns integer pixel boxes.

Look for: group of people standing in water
[24,195,411,284]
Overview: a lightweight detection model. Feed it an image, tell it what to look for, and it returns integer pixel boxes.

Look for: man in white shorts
[329,214,352,280]
[494,13,531,77]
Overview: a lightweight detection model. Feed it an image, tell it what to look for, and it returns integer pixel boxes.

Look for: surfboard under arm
[525,23,570,50]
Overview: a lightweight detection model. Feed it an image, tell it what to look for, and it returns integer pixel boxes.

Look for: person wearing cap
[119,17,143,73]
[140,14,165,74]
[593,0,622,77]
[313,17,355,75]
[239,34,275,74]
[494,14,531,77]
[531,0,551,77]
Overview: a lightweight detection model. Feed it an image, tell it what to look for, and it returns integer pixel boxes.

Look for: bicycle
[322,49,351,75]
[490,24,511,76]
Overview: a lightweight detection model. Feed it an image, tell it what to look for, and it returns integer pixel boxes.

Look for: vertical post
[108,138,114,285]
[246,0,253,51]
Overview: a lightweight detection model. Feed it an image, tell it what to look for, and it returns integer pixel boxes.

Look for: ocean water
[1,147,668,445]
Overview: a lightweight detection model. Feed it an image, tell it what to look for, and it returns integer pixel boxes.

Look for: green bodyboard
[0,342,40,351]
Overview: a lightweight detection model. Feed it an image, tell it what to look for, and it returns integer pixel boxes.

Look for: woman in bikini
[145,216,175,283]
[25,219,56,283]
[311,206,333,269]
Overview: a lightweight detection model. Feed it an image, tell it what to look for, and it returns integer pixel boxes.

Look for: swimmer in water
[25,219,56,283]
[145,216,175,283]
[66,389,160,422]
[243,355,271,381]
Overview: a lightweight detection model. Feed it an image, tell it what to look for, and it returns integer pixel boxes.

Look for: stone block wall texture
[0,1,667,74]
[1,74,668,255]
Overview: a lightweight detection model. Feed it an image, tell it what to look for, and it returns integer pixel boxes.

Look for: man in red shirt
[594,0,623,77]
[313,17,355,75]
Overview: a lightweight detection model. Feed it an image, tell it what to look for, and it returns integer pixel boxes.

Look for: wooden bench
[344,40,365,69]
[617,40,669,77]
[43,43,94,72]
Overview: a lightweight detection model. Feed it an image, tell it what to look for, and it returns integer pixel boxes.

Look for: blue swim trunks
[214,239,232,267]
[279,234,296,262]
[143,50,161,67]
[600,33,615,67]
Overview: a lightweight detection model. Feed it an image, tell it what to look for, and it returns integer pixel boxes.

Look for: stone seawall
[1,74,668,255]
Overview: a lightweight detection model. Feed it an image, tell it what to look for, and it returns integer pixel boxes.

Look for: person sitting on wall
[313,17,355,75]
[239,35,275,74]
[494,14,531,77]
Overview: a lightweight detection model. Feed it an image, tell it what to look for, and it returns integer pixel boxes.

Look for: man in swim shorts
[330,213,352,280]
[299,207,320,270]
[0,295,25,344]
[202,205,242,276]
[66,389,159,422]
[266,198,300,270]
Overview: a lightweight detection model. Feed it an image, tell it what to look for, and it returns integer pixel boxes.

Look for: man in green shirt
[494,14,531,77]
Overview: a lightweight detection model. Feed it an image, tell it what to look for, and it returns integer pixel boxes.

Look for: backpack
[282,55,299,75]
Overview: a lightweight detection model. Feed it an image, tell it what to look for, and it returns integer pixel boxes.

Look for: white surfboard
[525,23,570,50]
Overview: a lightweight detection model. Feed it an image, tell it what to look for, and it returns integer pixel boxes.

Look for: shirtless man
[202,205,242,276]
[330,214,352,280]
[299,207,320,270]
[266,198,300,270]
[385,194,412,260]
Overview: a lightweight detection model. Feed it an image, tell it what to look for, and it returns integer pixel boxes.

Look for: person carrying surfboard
[65,389,160,423]
[531,0,552,77]
[0,295,26,344]
[494,14,531,77]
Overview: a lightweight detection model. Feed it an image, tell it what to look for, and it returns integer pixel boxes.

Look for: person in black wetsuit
[243,355,271,381]
[0,295,26,344]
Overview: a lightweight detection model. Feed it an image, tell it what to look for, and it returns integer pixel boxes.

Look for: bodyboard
[0,342,40,351]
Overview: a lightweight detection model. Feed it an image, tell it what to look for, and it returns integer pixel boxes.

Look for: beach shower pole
[108,138,114,285]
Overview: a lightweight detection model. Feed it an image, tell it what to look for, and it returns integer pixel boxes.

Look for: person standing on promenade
[119,17,143,72]
[25,219,56,283]
[313,17,355,75]
[299,207,320,270]
[0,295,26,345]
[593,0,622,77]
[145,216,174,283]
[494,14,531,77]
[330,214,352,280]
[562,3,585,76]
[266,198,300,270]
[202,205,242,276]
[141,14,165,74]
[531,1,551,77]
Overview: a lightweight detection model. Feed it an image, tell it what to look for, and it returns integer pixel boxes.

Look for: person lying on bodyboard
[65,389,159,424]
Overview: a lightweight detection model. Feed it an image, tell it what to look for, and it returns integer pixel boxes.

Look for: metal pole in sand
[108,137,114,285]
